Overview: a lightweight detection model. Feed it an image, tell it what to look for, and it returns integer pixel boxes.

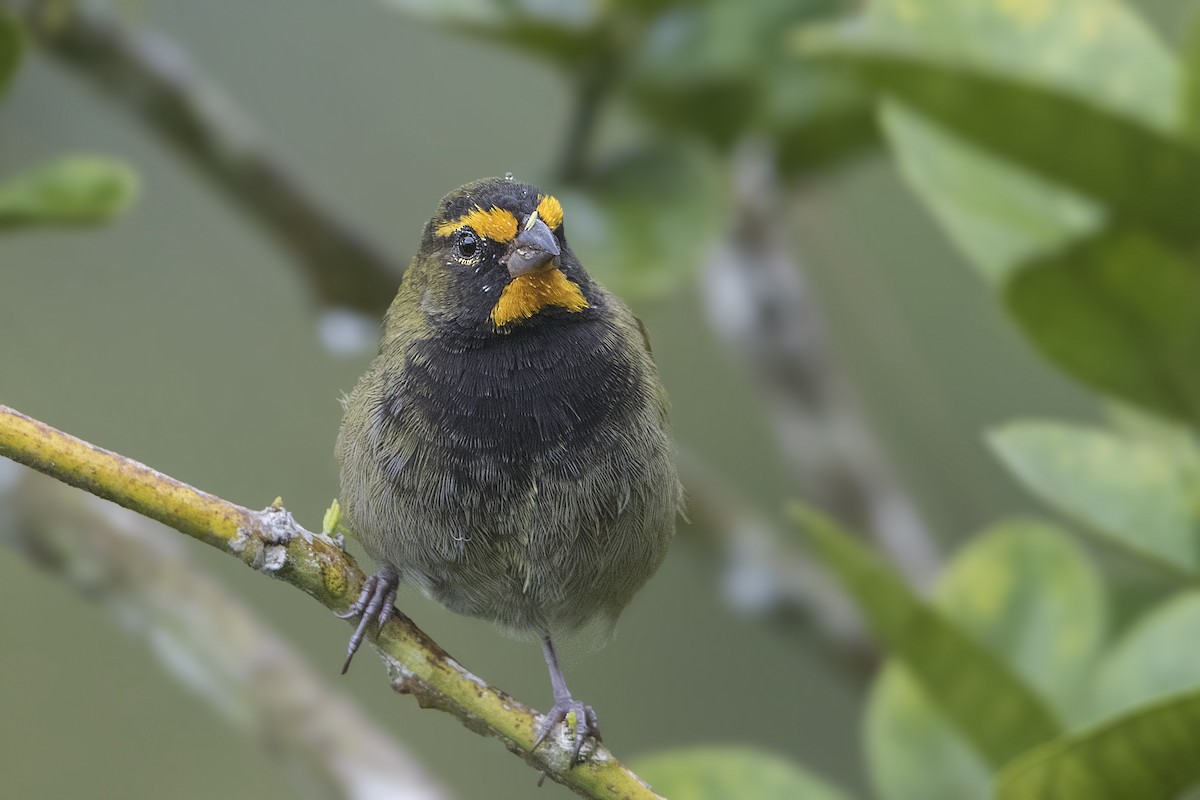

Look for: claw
[533,698,601,765]
[338,570,398,674]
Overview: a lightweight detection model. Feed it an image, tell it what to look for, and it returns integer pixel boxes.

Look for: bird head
[400,176,592,335]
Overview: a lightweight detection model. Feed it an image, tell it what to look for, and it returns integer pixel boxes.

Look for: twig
[3,0,401,314]
[0,404,660,800]
[700,140,941,586]
[0,466,452,800]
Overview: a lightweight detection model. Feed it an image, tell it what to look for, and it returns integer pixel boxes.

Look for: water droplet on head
[503,172,514,181]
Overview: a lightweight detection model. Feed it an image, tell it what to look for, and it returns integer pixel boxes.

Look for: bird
[335,175,682,763]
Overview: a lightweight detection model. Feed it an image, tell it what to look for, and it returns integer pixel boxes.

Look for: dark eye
[455,231,478,259]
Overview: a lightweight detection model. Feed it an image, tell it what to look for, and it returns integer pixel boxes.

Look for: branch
[0,404,660,800]
[3,0,401,314]
[700,140,941,586]
[0,467,452,800]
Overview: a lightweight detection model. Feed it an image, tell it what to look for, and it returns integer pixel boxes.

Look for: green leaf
[0,12,21,99]
[879,100,1100,283]
[377,0,607,68]
[798,1,1200,249]
[933,521,1106,713]
[376,0,501,22]
[629,0,876,171]
[1105,404,1200,457]
[816,56,1200,245]
[809,0,1178,129]
[1089,593,1200,724]
[793,507,1062,769]
[867,665,991,800]
[1004,230,1200,425]
[991,421,1200,577]
[559,145,723,299]
[629,0,837,133]
[866,521,1105,800]
[994,690,1200,799]
[1183,4,1200,143]
[0,157,139,230]
[633,747,853,800]
[769,64,879,177]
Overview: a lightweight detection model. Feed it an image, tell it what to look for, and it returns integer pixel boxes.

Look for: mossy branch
[0,403,661,800]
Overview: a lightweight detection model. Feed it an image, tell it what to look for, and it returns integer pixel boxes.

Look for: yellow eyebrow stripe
[435,206,518,242]
[536,194,563,229]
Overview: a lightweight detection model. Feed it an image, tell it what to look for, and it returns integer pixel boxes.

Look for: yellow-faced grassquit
[336,176,682,761]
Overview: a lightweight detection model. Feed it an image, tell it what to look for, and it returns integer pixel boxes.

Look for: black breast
[378,312,647,491]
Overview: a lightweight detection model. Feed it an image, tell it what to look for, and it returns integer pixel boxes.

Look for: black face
[414,177,595,337]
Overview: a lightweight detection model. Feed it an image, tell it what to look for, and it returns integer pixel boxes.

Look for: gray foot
[336,570,398,674]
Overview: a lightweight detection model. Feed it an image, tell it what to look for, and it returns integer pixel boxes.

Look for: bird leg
[337,568,398,674]
[532,635,601,764]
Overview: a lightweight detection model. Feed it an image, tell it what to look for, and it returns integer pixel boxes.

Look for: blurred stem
[700,140,941,587]
[0,468,451,800]
[3,0,401,314]
[0,404,661,800]
[556,55,616,184]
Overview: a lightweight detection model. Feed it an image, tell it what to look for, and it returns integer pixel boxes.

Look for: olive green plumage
[336,177,681,651]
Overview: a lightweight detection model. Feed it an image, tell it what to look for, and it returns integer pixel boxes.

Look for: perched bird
[336,176,682,761]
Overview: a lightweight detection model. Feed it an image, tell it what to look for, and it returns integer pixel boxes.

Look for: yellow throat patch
[491,269,588,328]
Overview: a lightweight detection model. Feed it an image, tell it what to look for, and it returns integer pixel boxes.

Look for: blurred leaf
[634,747,852,800]
[630,0,776,128]
[630,0,876,172]
[994,691,1200,799]
[458,18,606,68]
[932,521,1106,713]
[798,1,1200,249]
[1105,403,1200,458]
[376,0,501,21]
[813,0,1178,128]
[376,0,607,67]
[867,521,1105,800]
[991,421,1200,577]
[1004,230,1200,425]
[879,101,1100,283]
[559,145,723,299]
[0,12,21,99]
[867,665,990,800]
[1183,5,1200,143]
[1089,593,1200,724]
[793,507,1062,769]
[0,157,139,230]
[769,64,878,177]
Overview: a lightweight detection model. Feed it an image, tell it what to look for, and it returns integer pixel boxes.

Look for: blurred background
[0,0,1192,798]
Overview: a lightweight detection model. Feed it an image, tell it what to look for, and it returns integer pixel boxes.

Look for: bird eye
[455,231,479,260]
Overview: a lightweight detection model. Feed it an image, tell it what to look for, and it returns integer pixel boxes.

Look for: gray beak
[504,217,560,277]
